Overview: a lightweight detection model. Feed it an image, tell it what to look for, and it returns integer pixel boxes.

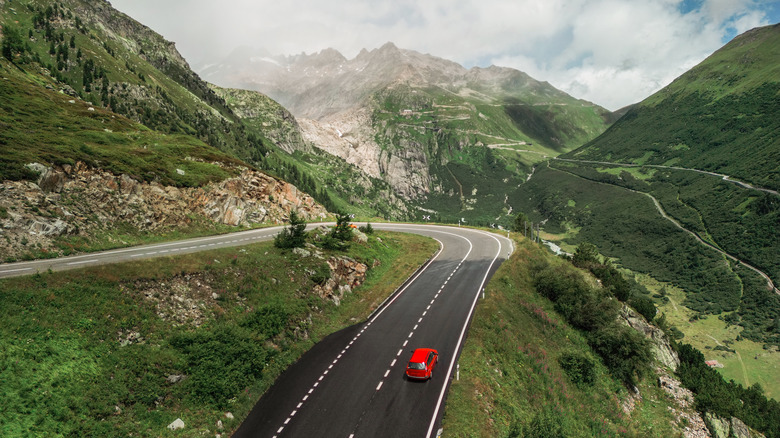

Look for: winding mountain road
[0,223,514,437]
[234,224,513,437]
[553,157,779,196]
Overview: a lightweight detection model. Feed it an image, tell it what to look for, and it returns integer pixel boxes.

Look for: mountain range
[1,0,778,435]
[203,42,614,212]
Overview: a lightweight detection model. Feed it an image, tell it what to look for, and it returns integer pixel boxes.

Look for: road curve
[233,224,513,438]
[0,223,514,436]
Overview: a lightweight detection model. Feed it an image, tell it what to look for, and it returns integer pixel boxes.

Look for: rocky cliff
[0,162,326,261]
[202,42,614,220]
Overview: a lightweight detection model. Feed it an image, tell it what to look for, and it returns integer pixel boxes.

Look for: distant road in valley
[553,157,779,196]
[546,162,779,296]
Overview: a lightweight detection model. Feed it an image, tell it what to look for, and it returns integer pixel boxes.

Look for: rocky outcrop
[0,162,327,261]
[658,370,711,438]
[312,255,368,306]
[209,85,312,154]
[620,304,680,371]
[705,413,766,438]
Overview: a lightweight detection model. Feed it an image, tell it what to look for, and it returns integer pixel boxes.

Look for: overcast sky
[111,0,779,110]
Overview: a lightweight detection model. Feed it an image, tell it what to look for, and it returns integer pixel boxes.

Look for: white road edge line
[424,230,510,438]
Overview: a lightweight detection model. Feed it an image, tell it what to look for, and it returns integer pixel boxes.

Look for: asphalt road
[234,224,513,438]
[0,223,514,437]
[0,225,289,279]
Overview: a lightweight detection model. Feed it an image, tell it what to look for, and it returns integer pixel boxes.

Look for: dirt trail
[706,334,750,387]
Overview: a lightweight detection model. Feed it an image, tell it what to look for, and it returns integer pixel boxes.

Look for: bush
[571,242,600,267]
[532,261,653,386]
[170,325,270,408]
[358,222,374,234]
[558,352,596,386]
[587,323,652,386]
[319,214,353,250]
[240,304,289,338]
[629,295,657,321]
[311,262,331,285]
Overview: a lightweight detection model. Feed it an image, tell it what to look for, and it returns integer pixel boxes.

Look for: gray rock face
[705,412,766,438]
[0,162,327,260]
[620,304,680,371]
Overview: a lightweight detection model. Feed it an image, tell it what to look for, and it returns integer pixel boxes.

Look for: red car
[405,348,439,380]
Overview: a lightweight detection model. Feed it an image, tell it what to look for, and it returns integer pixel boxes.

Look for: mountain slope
[204,43,614,224]
[508,25,780,395]
[567,24,780,191]
[0,0,328,260]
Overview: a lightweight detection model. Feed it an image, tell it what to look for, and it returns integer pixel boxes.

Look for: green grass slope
[443,237,681,436]
[507,25,780,356]
[0,0,275,181]
[0,231,438,437]
[0,62,241,185]
[567,24,780,191]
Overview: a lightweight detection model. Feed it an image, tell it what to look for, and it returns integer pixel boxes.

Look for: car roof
[410,348,437,362]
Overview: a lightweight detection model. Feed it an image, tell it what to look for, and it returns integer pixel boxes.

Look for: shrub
[170,325,270,408]
[558,352,596,386]
[311,262,331,285]
[587,323,652,386]
[571,242,601,267]
[319,214,353,250]
[240,304,289,338]
[629,295,657,321]
[358,222,374,234]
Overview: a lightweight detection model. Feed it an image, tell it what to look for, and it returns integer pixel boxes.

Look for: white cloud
[111,0,775,110]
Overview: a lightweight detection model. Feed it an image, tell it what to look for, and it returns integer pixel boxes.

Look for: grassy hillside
[504,25,780,396]
[0,60,241,185]
[0,230,438,437]
[444,235,780,437]
[366,82,612,225]
[0,0,341,212]
[443,236,681,436]
[567,24,780,191]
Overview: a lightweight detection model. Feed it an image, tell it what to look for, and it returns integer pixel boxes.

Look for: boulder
[167,418,185,430]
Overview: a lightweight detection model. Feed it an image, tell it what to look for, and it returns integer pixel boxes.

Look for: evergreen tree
[1,25,25,61]
[273,211,307,249]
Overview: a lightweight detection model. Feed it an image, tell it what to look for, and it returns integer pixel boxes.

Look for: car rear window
[408,362,426,370]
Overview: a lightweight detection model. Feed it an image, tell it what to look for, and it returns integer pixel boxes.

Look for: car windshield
[408,362,426,370]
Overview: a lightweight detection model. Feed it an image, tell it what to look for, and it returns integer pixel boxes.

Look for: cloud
[111,0,775,110]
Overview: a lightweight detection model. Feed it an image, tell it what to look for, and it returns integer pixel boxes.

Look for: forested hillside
[510,24,779,398]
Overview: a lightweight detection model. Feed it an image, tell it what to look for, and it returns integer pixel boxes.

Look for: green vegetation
[676,343,780,437]
[568,25,780,191]
[0,64,240,185]
[444,234,780,437]
[513,164,779,348]
[273,211,308,249]
[318,213,355,250]
[443,237,679,436]
[0,231,439,437]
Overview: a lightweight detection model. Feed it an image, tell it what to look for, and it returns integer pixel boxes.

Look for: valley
[1,1,778,436]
